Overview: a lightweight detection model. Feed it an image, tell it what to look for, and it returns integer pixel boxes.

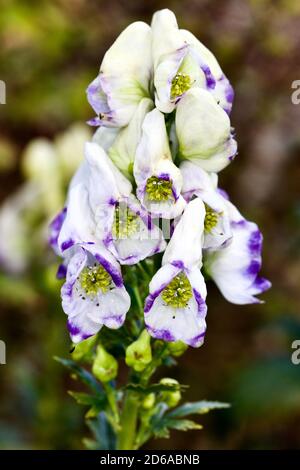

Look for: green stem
[117,391,139,450]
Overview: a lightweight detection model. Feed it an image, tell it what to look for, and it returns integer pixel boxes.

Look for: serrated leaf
[54,356,102,393]
[167,400,230,418]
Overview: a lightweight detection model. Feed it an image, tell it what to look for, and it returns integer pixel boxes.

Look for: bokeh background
[1,0,300,449]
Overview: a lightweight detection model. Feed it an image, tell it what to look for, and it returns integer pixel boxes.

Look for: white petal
[62,244,130,343]
[163,198,205,268]
[204,202,271,304]
[87,22,152,127]
[144,264,207,347]
[109,98,153,179]
[92,126,119,152]
[176,88,237,172]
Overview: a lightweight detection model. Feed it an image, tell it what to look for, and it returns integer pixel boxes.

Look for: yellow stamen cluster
[80,265,111,297]
[146,176,173,202]
[161,273,193,308]
[171,72,191,99]
[112,205,139,239]
[204,205,218,233]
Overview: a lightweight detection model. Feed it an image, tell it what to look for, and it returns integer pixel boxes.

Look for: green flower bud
[142,393,155,410]
[160,378,181,408]
[71,335,97,362]
[92,345,118,382]
[168,341,188,357]
[125,329,152,372]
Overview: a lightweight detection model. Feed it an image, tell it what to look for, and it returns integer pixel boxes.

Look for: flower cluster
[50,9,270,347]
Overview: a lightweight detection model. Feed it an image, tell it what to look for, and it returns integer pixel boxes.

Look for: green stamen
[171,72,191,99]
[204,204,218,233]
[145,176,173,202]
[80,265,111,297]
[161,273,193,308]
[112,204,139,238]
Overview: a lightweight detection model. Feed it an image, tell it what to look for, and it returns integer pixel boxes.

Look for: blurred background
[0,0,300,449]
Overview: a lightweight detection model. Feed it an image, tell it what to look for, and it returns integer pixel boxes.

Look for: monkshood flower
[61,242,130,343]
[152,9,234,114]
[204,197,271,304]
[57,142,165,265]
[134,108,186,218]
[180,161,232,250]
[176,88,237,172]
[87,22,152,127]
[144,198,207,347]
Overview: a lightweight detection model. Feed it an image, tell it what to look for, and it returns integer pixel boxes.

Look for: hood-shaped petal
[87,22,152,127]
[134,108,186,218]
[163,197,205,269]
[176,88,237,172]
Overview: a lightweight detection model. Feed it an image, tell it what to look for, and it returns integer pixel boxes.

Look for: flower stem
[117,391,139,450]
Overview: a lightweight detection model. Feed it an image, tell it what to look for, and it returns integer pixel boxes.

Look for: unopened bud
[160,378,181,408]
[71,335,97,361]
[168,341,188,357]
[92,345,118,382]
[125,329,152,372]
[142,393,155,410]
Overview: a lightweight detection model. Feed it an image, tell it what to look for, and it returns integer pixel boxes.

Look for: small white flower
[181,161,232,250]
[144,198,207,347]
[176,88,237,172]
[62,242,130,343]
[204,198,271,304]
[151,9,234,114]
[134,108,186,218]
[87,22,152,127]
[57,142,165,265]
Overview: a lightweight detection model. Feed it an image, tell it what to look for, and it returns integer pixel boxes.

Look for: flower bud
[160,378,181,407]
[168,341,188,357]
[71,335,97,362]
[92,345,118,382]
[125,329,152,372]
[142,393,155,410]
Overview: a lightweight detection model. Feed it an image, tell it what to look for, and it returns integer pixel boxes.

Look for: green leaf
[167,419,203,432]
[54,356,102,393]
[86,412,116,450]
[68,391,107,407]
[168,400,230,418]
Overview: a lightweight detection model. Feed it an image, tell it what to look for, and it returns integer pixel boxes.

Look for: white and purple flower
[62,242,130,343]
[151,9,234,114]
[144,198,207,347]
[57,142,165,265]
[134,108,186,218]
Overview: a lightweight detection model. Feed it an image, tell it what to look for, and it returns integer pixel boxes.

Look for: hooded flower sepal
[176,88,237,173]
[87,21,152,128]
[144,198,207,347]
[204,198,271,304]
[151,9,234,114]
[134,108,186,219]
[61,242,130,344]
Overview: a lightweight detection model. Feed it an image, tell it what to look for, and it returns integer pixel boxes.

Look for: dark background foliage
[0,0,300,449]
